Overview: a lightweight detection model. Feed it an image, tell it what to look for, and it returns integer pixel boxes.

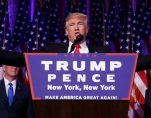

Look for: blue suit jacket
[0,79,35,118]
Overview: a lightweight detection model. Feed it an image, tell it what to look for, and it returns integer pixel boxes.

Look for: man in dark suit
[38,12,151,118]
[144,88,151,118]
[44,12,151,71]
[45,12,109,54]
[0,65,35,118]
[144,70,151,118]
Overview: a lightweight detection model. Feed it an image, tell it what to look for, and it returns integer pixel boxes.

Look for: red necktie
[74,44,81,54]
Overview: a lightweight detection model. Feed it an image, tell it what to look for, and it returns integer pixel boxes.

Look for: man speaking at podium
[45,12,110,54]
[45,12,151,71]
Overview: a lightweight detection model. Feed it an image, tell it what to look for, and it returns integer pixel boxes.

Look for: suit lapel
[12,80,22,106]
[0,79,9,109]
[87,45,95,53]
[63,43,68,53]
[65,42,95,53]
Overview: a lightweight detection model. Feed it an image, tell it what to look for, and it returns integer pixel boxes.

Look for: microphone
[69,34,84,53]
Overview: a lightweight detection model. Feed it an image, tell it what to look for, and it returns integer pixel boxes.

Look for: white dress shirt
[68,41,89,53]
[4,78,16,96]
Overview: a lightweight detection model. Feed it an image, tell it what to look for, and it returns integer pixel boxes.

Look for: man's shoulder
[0,79,4,85]
[0,79,4,84]
[146,88,151,94]
[88,44,110,53]
[44,42,68,53]
[17,80,30,92]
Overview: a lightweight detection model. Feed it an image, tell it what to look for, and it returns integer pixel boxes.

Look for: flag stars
[30,31,34,35]
[0,31,3,34]
[127,31,130,35]
[26,10,29,14]
[41,43,44,47]
[1,46,6,50]
[4,40,8,43]
[37,12,41,16]
[137,43,140,46]
[126,39,130,42]
[6,33,10,37]
[21,2,25,5]
[32,25,36,28]
[137,35,140,39]
[16,20,20,23]
[29,38,32,42]
[1,24,4,27]
[42,37,46,40]
[133,27,136,30]
[126,46,129,50]
[22,21,25,25]
[34,41,38,45]
[132,34,135,37]
[105,41,109,45]
[39,27,42,31]
[20,7,23,11]
[37,34,40,38]
[35,18,38,22]
[18,33,21,36]
[18,14,21,17]
[135,50,140,53]
[32,48,36,50]
[145,31,148,34]
[1,2,4,5]
[20,27,23,30]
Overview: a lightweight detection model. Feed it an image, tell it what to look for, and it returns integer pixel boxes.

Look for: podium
[25,53,138,118]
[33,100,129,118]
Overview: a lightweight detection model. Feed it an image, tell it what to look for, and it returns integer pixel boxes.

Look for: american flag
[12,0,30,52]
[105,0,121,51]
[128,71,148,118]
[118,0,132,53]
[65,0,86,16]
[27,1,48,51]
[0,0,13,51]
[89,1,104,46]
[47,0,61,43]
[128,0,150,118]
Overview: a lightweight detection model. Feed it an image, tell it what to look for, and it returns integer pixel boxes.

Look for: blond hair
[65,12,88,28]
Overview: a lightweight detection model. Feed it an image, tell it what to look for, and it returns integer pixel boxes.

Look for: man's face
[3,65,19,80]
[65,16,88,42]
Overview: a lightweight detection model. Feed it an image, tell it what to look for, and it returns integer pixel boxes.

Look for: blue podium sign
[25,53,138,100]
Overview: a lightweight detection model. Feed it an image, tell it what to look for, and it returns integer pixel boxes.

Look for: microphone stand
[69,34,84,53]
